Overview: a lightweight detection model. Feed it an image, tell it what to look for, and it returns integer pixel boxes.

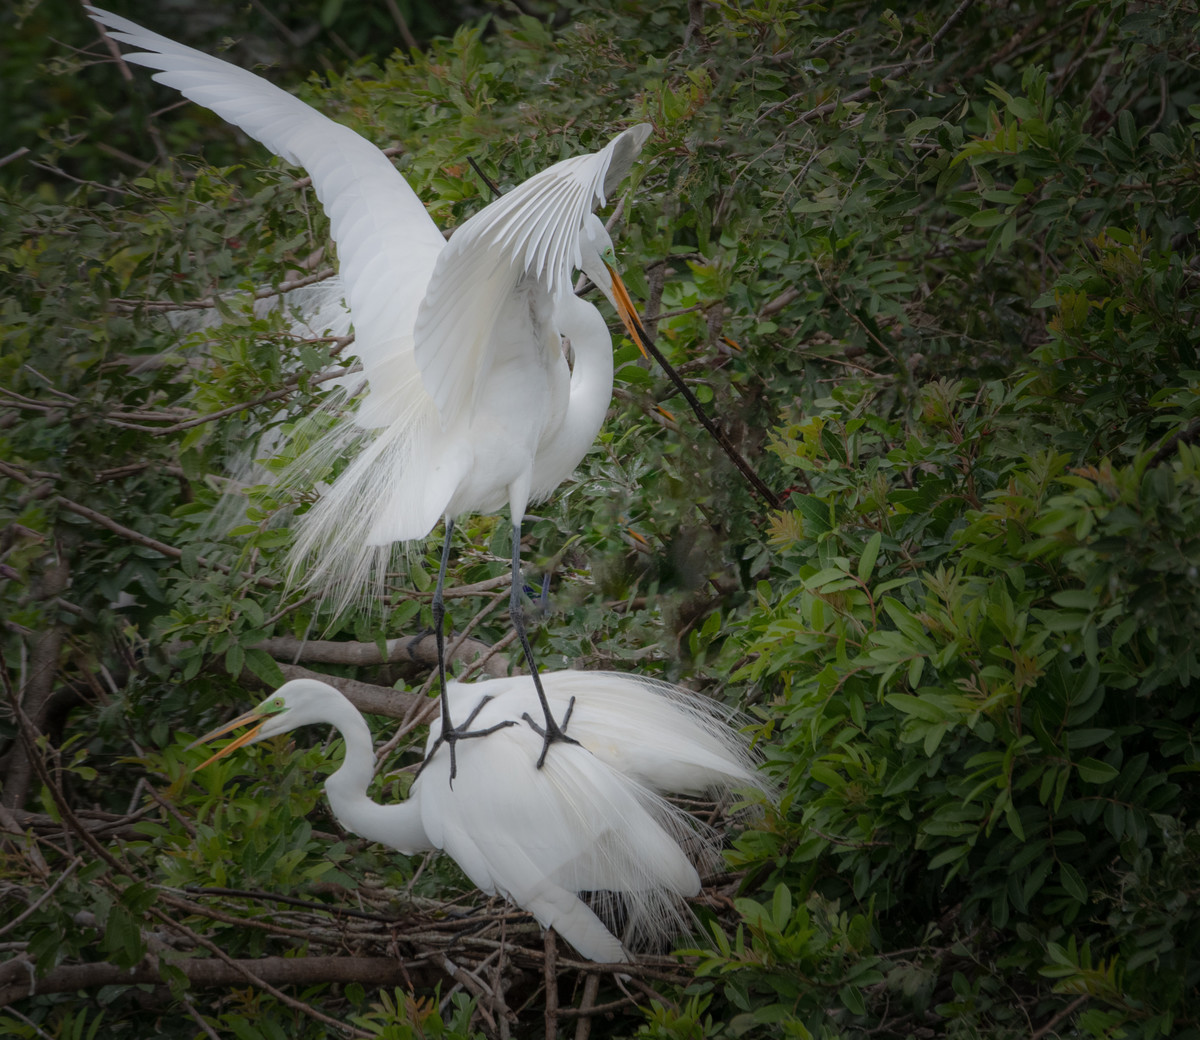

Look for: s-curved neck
[555,292,615,460]
[319,701,431,855]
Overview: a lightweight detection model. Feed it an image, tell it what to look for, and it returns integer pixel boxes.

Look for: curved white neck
[320,709,431,854]
[556,292,615,459]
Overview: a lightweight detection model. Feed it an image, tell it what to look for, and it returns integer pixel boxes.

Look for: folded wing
[413,125,652,430]
[419,693,705,961]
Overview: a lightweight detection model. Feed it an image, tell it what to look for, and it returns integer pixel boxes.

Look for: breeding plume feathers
[88,6,653,613]
[191,670,771,961]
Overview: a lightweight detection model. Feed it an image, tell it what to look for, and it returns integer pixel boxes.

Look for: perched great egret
[190,671,768,962]
[88,8,653,772]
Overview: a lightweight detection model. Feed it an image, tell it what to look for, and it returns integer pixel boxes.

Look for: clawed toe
[422,695,516,784]
[521,695,579,768]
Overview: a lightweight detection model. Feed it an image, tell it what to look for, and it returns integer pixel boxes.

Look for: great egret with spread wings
[190,671,768,962]
[88,7,653,773]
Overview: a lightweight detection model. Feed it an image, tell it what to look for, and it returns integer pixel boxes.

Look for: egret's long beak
[187,708,268,771]
[605,263,651,359]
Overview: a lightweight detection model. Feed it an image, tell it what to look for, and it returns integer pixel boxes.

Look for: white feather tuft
[433,670,773,955]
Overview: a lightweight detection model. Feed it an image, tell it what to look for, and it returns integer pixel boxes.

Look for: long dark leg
[510,519,578,767]
[433,516,454,733]
[425,516,513,782]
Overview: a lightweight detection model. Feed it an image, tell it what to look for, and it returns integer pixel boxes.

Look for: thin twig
[109,267,339,312]
[381,0,419,49]
[149,906,375,1039]
[181,886,397,923]
[628,309,781,507]
[1030,995,1089,1040]
[180,996,222,1040]
[0,857,82,938]
[0,459,277,588]
[468,156,502,199]
[99,363,356,435]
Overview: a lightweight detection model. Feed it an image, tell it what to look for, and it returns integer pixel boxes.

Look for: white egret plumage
[190,671,768,962]
[87,8,654,772]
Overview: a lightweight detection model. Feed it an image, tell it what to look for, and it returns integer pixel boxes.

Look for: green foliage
[352,989,484,1039]
[711,7,1200,1027]
[3,0,1200,1037]
[2,0,490,193]
[681,886,882,1037]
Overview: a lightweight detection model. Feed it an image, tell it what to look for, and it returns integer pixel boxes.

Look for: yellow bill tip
[605,263,650,359]
[193,721,267,772]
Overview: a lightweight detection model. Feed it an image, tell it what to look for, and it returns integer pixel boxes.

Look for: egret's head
[580,214,649,358]
[188,679,341,770]
[581,213,617,268]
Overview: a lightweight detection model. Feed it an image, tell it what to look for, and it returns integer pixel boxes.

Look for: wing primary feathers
[90,4,655,610]
[412,127,651,427]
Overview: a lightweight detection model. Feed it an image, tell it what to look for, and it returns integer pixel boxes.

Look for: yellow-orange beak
[187,708,268,771]
[605,262,651,359]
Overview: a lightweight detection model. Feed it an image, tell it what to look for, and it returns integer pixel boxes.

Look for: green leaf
[319,0,344,27]
[904,115,944,138]
[839,984,866,1015]
[789,493,832,535]
[244,649,285,687]
[858,531,881,582]
[968,208,1008,227]
[1060,862,1087,903]
[224,643,245,678]
[771,883,793,929]
[1076,758,1119,784]
[1052,589,1098,609]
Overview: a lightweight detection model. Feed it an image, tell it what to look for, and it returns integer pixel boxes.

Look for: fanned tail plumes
[161,275,441,612]
[532,750,721,955]
[156,277,411,609]
[155,278,356,552]
[530,670,773,802]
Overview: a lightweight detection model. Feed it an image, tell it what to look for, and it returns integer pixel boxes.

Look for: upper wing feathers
[413,125,651,428]
[86,6,444,398]
[603,123,652,197]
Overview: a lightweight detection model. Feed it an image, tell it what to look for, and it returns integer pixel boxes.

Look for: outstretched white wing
[413,124,652,429]
[86,7,445,401]
[89,7,655,600]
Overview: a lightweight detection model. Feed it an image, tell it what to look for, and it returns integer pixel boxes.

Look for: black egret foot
[420,694,516,783]
[522,695,578,768]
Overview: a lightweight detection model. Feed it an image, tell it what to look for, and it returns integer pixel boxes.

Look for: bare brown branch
[1,554,69,810]
[256,632,508,678]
